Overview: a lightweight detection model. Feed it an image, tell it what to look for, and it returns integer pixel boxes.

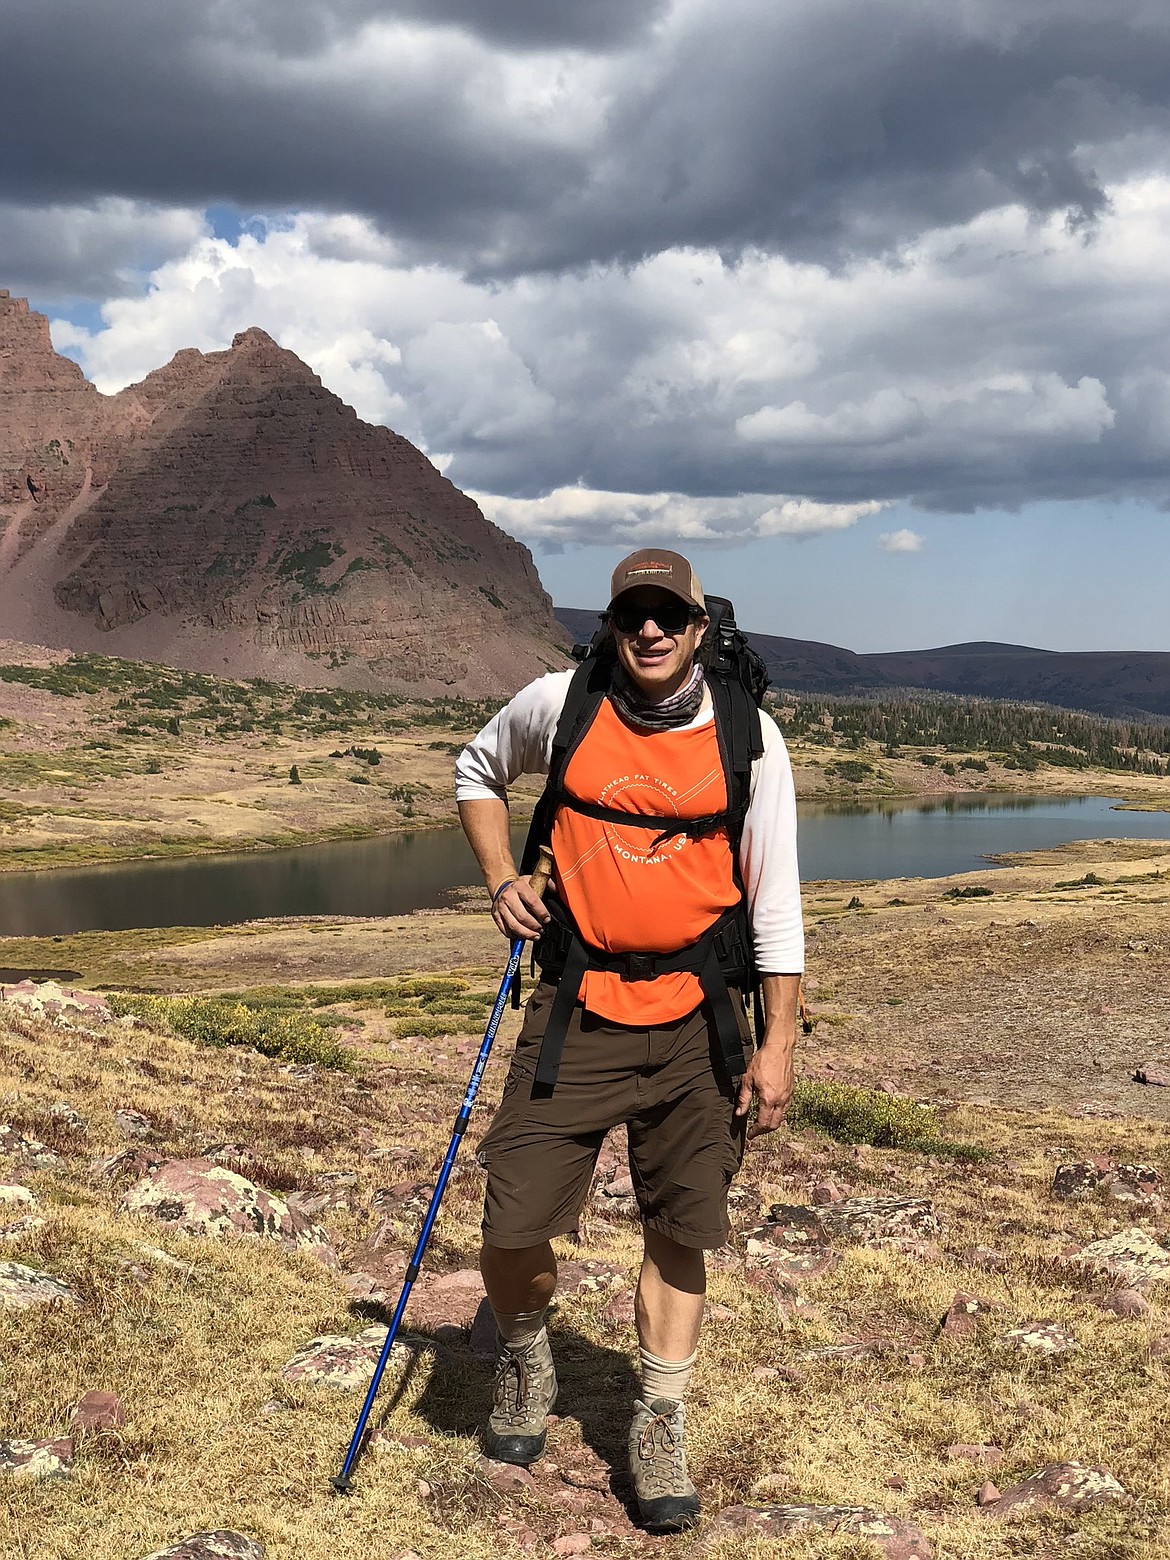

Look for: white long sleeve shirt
[455,670,804,974]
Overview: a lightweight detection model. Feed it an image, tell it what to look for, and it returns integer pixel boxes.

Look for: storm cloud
[4,0,1170,275]
[4,0,1170,536]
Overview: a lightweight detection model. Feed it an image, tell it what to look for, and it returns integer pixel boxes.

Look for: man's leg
[628,1226,705,1530]
[479,1241,560,1464]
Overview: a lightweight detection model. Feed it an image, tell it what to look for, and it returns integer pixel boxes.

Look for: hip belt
[530,895,753,1094]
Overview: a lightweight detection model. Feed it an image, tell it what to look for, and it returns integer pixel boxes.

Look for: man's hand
[734,1037,795,1140]
[491,873,551,941]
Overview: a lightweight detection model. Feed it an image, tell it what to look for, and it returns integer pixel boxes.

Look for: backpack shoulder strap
[519,655,610,874]
[708,672,763,853]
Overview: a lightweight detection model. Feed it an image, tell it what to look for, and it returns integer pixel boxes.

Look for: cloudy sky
[5,0,1170,651]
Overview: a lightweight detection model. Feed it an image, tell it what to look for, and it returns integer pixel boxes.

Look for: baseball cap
[608,548,705,611]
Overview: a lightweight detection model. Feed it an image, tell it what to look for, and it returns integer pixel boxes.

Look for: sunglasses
[608,601,701,636]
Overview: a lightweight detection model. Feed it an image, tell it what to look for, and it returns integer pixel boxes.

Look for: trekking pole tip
[329,1474,355,1496]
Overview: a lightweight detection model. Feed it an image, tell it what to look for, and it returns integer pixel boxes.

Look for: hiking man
[455,548,803,1531]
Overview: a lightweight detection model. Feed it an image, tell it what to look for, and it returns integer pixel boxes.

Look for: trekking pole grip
[530,844,554,903]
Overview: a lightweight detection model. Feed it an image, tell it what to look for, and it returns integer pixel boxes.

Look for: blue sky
[6,1,1170,655]
[534,500,1170,652]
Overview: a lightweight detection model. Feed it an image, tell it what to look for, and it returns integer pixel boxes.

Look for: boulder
[815,1195,939,1245]
[0,980,113,1024]
[0,1261,81,1309]
[979,1462,1129,1520]
[0,1185,35,1206]
[119,1158,335,1265]
[688,1503,932,1558]
[140,1535,265,1560]
[1053,1160,1162,1203]
[280,1325,409,1389]
[1068,1227,1170,1288]
[0,1437,73,1479]
[1134,1062,1170,1086]
[745,1206,839,1283]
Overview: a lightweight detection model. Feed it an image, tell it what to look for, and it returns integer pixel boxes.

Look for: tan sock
[639,1345,697,1406]
[492,1306,548,1353]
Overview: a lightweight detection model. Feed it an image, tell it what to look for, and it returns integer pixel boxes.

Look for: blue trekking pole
[331,848,553,1494]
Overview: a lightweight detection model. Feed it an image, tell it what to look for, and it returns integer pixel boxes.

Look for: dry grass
[4,846,1170,1555]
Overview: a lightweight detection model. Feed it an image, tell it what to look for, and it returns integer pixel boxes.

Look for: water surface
[0,794,1166,938]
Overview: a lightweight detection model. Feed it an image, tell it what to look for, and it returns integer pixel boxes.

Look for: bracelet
[491,878,517,905]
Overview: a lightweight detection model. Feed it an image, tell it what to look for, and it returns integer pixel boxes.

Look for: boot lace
[636,1406,689,1497]
[493,1346,542,1427]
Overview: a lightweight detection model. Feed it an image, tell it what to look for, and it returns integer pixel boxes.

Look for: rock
[946,1444,1003,1467]
[280,1326,408,1389]
[555,1259,628,1295]
[0,1124,64,1172]
[0,1437,73,1479]
[71,1389,126,1432]
[940,1292,995,1342]
[1053,1160,1162,1202]
[815,1195,939,1246]
[0,980,113,1024]
[1094,1289,1150,1318]
[0,1215,47,1242]
[602,1289,636,1326]
[962,1246,1008,1271]
[477,1456,538,1493]
[689,1503,932,1559]
[0,1185,35,1206]
[800,1341,881,1361]
[979,1462,1129,1520]
[1069,1227,1170,1288]
[48,1102,87,1131]
[745,1206,840,1282]
[139,1534,265,1560]
[114,1108,159,1141]
[90,1145,166,1183]
[552,1537,592,1556]
[0,1261,81,1309]
[1134,1062,1170,1087]
[1147,1335,1170,1359]
[975,1481,1001,1506]
[119,1158,335,1265]
[810,1179,847,1205]
[406,1267,485,1333]
[998,1321,1079,1355]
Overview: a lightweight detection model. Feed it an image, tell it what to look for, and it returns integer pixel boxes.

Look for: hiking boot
[484,1327,558,1465]
[628,1396,700,1532]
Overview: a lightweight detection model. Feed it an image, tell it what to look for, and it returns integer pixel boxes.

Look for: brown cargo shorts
[477,981,754,1251]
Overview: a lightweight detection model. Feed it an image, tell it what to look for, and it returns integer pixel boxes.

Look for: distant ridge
[554,608,1170,720]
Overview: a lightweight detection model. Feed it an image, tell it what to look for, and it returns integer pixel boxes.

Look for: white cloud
[467,486,886,544]
[42,174,1170,529]
[879,528,925,553]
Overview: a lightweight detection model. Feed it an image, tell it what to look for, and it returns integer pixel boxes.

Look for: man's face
[610,586,708,700]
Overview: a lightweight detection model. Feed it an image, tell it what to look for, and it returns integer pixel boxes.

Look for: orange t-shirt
[550,697,740,1025]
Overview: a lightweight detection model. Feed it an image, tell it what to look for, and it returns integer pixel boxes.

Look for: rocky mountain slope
[556,609,1170,719]
[0,292,567,695]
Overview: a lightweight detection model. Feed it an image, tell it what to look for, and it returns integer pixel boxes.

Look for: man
[455,548,803,1532]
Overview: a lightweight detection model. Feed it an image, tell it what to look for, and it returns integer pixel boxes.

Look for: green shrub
[391,977,470,1000]
[787,1079,988,1160]
[944,884,993,898]
[106,994,352,1069]
[393,1014,474,1039]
